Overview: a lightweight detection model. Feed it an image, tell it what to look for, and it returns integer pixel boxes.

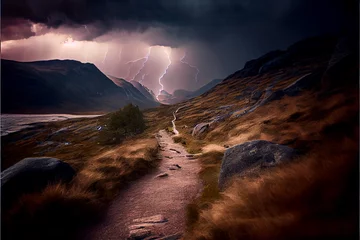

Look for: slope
[1,59,159,113]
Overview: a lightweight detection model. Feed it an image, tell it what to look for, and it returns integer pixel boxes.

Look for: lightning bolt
[125,47,152,81]
[132,47,152,81]
[180,51,200,83]
[139,74,148,84]
[157,47,172,100]
[102,45,109,64]
[118,46,123,61]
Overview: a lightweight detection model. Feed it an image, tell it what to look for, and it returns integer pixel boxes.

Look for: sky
[1,0,356,95]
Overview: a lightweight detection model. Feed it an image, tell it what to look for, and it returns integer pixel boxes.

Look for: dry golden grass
[173,134,204,154]
[2,127,159,240]
[183,83,359,239]
[3,184,100,240]
[185,137,358,240]
[186,151,224,231]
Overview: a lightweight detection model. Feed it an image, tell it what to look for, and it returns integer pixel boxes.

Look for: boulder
[250,91,263,101]
[1,157,76,208]
[192,122,210,137]
[218,140,297,190]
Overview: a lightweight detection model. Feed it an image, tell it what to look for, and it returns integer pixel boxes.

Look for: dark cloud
[1,18,37,41]
[2,0,355,42]
[1,0,357,92]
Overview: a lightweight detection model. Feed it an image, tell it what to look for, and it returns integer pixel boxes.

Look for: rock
[1,157,76,208]
[133,214,168,224]
[173,164,181,168]
[128,215,169,239]
[219,140,297,190]
[128,223,158,231]
[164,156,173,159]
[168,164,181,170]
[192,122,210,137]
[128,228,152,239]
[155,173,169,178]
[169,148,181,154]
[250,91,262,101]
[224,145,230,148]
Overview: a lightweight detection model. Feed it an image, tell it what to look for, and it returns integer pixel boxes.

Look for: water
[1,114,101,136]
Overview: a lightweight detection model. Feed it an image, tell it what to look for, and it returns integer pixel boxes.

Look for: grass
[2,117,160,240]
[2,47,357,239]
[173,135,204,154]
[182,84,359,239]
[185,137,358,240]
[186,151,224,231]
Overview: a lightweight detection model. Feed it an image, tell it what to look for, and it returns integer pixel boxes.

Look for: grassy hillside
[2,105,160,240]
[1,35,358,239]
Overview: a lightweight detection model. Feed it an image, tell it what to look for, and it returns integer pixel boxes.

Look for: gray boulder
[250,91,263,101]
[218,140,297,190]
[1,157,76,208]
[192,122,210,137]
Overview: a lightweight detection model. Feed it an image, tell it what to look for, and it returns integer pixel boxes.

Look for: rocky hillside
[152,34,358,239]
[129,80,158,102]
[1,60,159,113]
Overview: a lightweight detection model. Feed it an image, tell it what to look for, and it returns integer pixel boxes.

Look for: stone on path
[169,148,181,154]
[155,173,169,178]
[128,228,152,239]
[133,215,168,224]
[168,164,181,170]
[128,215,169,239]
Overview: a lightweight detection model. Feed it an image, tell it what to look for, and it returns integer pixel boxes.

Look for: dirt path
[86,129,201,239]
[171,106,186,135]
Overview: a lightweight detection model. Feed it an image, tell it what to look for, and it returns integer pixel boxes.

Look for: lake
[1,114,101,136]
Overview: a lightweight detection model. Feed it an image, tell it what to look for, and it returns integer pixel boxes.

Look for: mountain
[1,60,159,113]
[157,35,358,238]
[174,79,223,99]
[157,79,223,105]
[106,75,158,103]
[129,81,157,102]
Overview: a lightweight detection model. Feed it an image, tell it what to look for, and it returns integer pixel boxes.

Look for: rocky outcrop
[1,157,75,208]
[128,214,182,240]
[224,35,338,82]
[192,122,211,137]
[250,91,263,101]
[218,140,297,190]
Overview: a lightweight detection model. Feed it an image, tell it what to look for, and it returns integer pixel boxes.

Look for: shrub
[99,104,146,144]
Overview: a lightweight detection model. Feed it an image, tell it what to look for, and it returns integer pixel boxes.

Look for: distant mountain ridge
[1,59,159,113]
[157,79,223,104]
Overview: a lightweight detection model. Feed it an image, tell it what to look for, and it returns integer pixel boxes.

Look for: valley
[1,34,358,240]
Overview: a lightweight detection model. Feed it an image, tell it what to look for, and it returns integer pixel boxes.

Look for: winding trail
[86,116,201,239]
[171,106,186,136]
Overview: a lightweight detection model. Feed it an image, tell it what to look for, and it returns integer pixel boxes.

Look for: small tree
[99,104,146,144]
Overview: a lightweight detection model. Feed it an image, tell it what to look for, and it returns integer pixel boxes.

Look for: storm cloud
[1,0,357,93]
